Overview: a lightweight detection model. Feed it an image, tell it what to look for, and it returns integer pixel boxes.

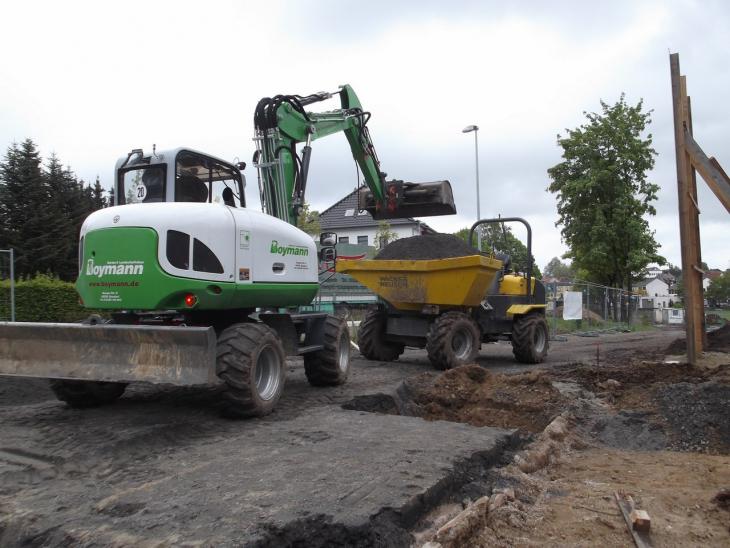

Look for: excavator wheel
[511,313,549,364]
[304,315,351,386]
[358,308,404,362]
[426,311,481,370]
[216,322,286,418]
[50,379,127,408]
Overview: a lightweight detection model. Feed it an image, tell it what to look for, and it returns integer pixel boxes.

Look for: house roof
[635,277,668,289]
[706,269,723,280]
[319,188,435,232]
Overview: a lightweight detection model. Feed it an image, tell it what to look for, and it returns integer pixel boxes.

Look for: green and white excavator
[0,85,456,417]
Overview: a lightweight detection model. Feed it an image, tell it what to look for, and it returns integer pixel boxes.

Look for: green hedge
[0,274,98,322]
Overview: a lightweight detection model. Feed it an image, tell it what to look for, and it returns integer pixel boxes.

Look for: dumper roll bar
[468,217,534,301]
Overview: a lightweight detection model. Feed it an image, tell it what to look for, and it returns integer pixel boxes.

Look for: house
[319,188,435,246]
[637,276,678,322]
[704,269,723,290]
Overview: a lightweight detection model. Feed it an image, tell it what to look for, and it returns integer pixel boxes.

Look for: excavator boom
[253,85,456,225]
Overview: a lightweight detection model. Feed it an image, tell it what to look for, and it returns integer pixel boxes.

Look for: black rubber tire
[304,315,351,386]
[216,322,286,418]
[358,308,405,362]
[49,379,127,408]
[426,311,481,370]
[511,313,549,364]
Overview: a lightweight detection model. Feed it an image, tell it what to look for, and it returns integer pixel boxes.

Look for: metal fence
[546,280,644,338]
[0,249,15,321]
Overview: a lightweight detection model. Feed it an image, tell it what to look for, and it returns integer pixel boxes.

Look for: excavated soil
[375,234,478,260]
[666,322,730,354]
[400,366,565,433]
[395,341,730,547]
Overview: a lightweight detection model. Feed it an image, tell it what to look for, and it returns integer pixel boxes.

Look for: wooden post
[670,53,704,364]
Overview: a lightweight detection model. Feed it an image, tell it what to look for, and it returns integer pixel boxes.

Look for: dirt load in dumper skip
[375,233,478,260]
[353,233,549,369]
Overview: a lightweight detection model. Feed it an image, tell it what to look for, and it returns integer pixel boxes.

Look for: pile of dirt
[375,233,478,260]
[400,365,566,433]
[665,323,730,354]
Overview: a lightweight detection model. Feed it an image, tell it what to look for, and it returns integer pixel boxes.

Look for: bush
[0,274,96,322]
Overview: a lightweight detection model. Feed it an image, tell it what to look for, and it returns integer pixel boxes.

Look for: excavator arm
[253,85,456,225]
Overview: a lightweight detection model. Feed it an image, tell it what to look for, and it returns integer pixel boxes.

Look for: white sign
[563,291,583,320]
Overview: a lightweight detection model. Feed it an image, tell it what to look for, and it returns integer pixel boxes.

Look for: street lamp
[462,124,481,250]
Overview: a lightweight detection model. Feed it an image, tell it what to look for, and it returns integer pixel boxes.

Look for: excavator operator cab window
[175,151,245,208]
[118,166,166,204]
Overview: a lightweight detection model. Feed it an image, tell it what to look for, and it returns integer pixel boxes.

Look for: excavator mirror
[319,247,337,262]
[319,232,337,247]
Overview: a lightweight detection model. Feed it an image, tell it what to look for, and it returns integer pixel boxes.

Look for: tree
[543,257,574,280]
[453,225,542,278]
[706,270,730,306]
[296,202,320,236]
[375,220,397,249]
[91,176,107,210]
[547,95,664,292]
[0,140,106,280]
[0,140,61,277]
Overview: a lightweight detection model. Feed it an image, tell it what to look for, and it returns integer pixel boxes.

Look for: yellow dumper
[337,218,548,369]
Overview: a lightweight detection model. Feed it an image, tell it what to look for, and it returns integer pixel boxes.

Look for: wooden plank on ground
[615,492,652,548]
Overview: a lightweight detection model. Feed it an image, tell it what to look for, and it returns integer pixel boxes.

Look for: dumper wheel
[49,380,127,408]
[511,313,549,364]
[304,316,351,386]
[426,311,480,370]
[216,322,286,418]
[358,308,404,362]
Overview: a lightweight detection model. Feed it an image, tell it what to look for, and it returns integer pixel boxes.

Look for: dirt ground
[400,325,730,547]
[1,325,728,546]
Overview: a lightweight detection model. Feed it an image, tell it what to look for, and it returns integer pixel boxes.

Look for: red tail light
[184,293,197,307]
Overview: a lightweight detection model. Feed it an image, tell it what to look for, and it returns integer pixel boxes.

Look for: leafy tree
[543,257,574,279]
[706,270,730,306]
[375,220,398,249]
[296,202,320,235]
[547,95,664,292]
[453,225,541,278]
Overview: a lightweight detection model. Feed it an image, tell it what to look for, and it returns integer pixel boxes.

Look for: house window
[357,235,368,245]
[338,236,349,244]
[344,209,355,217]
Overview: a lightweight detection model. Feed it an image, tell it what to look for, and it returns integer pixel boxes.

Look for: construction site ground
[1,325,729,546]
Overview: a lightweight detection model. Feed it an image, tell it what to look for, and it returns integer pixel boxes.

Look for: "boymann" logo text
[270,240,309,257]
[86,259,144,278]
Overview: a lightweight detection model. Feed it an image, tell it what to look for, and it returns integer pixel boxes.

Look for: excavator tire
[511,313,549,364]
[426,311,481,370]
[49,379,127,408]
[216,322,286,418]
[358,308,404,362]
[304,315,351,386]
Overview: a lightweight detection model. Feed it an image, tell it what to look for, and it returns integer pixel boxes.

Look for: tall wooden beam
[670,53,704,363]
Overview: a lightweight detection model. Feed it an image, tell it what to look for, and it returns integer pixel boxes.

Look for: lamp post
[462,124,481,250]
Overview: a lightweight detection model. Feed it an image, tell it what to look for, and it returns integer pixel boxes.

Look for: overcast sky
[1,0,728,271]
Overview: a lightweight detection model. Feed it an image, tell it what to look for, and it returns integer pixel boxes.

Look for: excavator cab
[115,148,246,207]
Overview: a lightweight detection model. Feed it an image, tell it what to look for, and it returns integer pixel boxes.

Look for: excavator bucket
[0,322,217,386]
[360,180,457,220]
